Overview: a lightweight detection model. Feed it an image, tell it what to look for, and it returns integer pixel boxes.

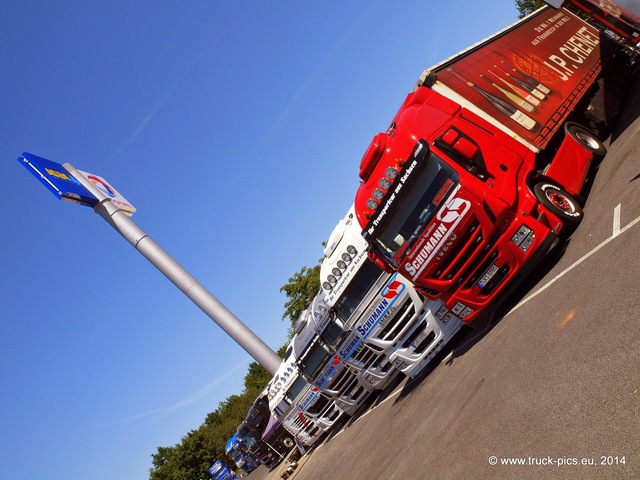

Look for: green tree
[279,263,321,337]
[243,361,273,395]
[515,0,546,18]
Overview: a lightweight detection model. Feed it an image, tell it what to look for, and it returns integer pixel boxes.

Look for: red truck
[354,6,635,327]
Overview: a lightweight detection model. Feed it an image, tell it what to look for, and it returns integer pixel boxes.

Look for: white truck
[267,311,326,447]
[320,206,464,383]
[277,206,465,448]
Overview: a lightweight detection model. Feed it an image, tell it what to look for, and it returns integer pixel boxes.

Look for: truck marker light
[379,177,391,190]
[332,267,342,278]
[366,198,378,210]
[385,167,398,180]
[373,188,384,200]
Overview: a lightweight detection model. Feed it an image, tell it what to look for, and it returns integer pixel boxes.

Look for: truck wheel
[282,436,295,449]
[565,122,607,157]
[534,182,583,234]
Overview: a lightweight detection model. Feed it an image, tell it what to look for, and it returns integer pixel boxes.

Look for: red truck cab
[355,87,579,325]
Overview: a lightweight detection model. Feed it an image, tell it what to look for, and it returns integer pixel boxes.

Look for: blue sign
[18,152,98,207]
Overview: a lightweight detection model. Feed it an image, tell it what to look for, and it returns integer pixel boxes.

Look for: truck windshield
[321,316,348,350]
[332,259,385,327]
[287,376,308,401]
[372,153,458,267]
[238,430,258,449]
[300,341,334,380]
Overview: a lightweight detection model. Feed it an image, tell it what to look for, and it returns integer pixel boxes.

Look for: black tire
[565,122,607,157]
[282,436,295,450]
[534,182,583,234]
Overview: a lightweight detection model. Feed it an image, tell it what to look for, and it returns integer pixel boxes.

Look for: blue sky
[2,1,519,479]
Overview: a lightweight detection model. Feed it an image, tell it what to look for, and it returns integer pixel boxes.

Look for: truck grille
[324,364,358,394]
[304,391,343,425]
[288,409,321,439]
[374,300,416,342]
[432,219,482,281]
[349,342,385,368]
[425,216,506,297]
[401,321,437,355]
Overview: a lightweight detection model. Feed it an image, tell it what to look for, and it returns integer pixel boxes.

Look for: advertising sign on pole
[18,153,281,374]
[76,170,137,216]
[18,152,98,207]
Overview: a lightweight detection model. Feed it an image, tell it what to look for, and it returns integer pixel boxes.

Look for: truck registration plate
[477,264,499,288]
[412,330,429,348]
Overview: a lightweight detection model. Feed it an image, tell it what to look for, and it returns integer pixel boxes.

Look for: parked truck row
[208,5,637,476]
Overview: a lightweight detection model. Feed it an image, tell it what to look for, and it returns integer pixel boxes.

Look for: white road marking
[613,203,621,236]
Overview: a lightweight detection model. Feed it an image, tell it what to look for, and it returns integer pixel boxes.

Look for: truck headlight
[461,307,473,318]
[385,167,397,180]
[435,305,455,323]
[451,302,473,319]
[435,305,449,320]
[512,225,535,252]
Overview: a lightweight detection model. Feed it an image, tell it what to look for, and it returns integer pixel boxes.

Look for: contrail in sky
[263,2,381,141]
[92,359,249,428]
[115,32,227,155]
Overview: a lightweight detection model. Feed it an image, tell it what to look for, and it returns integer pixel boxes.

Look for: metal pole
[63,163,282,375]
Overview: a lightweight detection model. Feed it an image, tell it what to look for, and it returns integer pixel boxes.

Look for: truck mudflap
[543,123,600,196]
